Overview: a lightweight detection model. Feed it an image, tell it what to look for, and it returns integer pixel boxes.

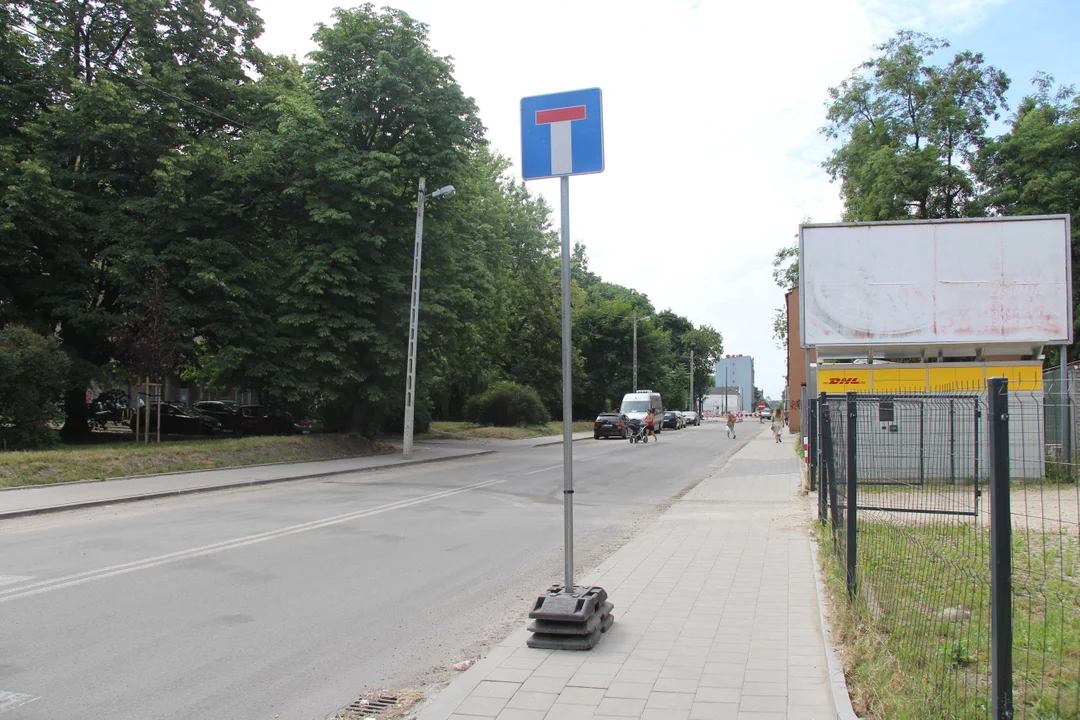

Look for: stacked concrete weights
[527,584,614,650]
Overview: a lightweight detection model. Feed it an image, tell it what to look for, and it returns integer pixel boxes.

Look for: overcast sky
[249,0,1077,399]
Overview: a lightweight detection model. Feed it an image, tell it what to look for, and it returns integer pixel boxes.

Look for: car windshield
[620,400,650,413]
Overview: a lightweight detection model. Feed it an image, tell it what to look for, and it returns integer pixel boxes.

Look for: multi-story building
[703,386,742,415]
[714,355,755,413]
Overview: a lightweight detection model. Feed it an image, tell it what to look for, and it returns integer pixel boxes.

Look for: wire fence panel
[1007,390,1079,719]
[823,391,993,718]
[820,381,1080,719]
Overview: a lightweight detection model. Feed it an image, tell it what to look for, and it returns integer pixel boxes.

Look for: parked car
[235,406,311,436]
[192,400,241,430]
[662,411,681,430]
[683,411,699,426]
[593,413,630,439]
[128,403,221,436]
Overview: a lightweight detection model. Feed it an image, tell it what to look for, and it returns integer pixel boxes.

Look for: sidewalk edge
[414,628,531,720]
[0,450,496,521]
[809,529,862,720]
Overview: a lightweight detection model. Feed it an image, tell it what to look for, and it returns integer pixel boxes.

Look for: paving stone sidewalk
[418,428,844,720]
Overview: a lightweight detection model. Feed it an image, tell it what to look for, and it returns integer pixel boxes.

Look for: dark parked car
[128,403,221,436]
[593,413,630,439]
[235,406,311,437]
[192,400,241,430]
[662,411,681,430]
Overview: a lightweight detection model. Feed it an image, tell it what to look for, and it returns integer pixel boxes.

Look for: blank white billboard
[800,216,1072,350]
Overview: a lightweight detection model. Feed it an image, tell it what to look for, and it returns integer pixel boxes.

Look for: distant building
[703,386,741,415]
[715,355,755,412]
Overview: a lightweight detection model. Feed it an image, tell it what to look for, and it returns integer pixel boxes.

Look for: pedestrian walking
[726,412,736,439]
[644,408,658,442]
[772,408,783,443]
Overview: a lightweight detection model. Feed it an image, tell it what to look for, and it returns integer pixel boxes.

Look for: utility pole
[689,350,694,413]
[402,177,456,459]
[402,177,426,459]
[724,364,729,414]
[632,311,651,392]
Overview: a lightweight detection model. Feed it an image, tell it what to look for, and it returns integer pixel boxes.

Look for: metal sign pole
[522,87,609,650]
[560,175,575,594]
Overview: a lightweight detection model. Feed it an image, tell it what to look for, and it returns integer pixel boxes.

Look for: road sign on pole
[521,88,604,180]
[522,88,609,649]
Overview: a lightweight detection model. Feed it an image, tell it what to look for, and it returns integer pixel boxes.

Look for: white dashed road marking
[0,691,40,714]
[0,477,506,604]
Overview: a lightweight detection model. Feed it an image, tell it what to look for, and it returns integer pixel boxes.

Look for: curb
[414,628,531,720]
[809,527,861,720]
[0,450,496,521]
[532,435,593,448]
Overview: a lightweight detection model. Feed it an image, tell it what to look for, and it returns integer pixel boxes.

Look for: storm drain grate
[347,695,398,715]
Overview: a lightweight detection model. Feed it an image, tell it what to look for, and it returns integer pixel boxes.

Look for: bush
[464,382,550,427]
[0,326,71,450]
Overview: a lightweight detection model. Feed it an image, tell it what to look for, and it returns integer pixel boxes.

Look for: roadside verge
[0,448,495,520]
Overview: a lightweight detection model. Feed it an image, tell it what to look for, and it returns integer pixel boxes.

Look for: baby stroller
[627,418,649,444]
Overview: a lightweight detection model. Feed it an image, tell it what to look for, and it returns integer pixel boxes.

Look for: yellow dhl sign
[817,364,1043,393]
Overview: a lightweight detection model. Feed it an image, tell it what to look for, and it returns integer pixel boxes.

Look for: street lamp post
[632,311,651,391]
[402,176,456,460]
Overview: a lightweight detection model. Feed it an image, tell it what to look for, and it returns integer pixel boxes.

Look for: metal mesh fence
[1008,389,1080,719]
[820,383,1079,719]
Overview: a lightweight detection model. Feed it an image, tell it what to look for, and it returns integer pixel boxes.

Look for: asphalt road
[0,419,759,720]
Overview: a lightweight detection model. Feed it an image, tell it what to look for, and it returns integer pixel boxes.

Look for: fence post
[823,400,840,534]
[818,392,828,523]
[949,398,957,483]
[988,376,1013,720]
[919,399,925,484]
[1062,348,1072,483]
[808,398,818,491]
[846,391,858,600]
[974,400,981,482]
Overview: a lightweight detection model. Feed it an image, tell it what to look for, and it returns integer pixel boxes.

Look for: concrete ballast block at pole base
[526,584,614,651]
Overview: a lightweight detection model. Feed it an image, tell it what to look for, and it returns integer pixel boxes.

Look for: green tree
[0,0,267,432]
[823,30,1009,221]
[0,326,71,449]
[978,73,1080,359]
[771,240,798,348]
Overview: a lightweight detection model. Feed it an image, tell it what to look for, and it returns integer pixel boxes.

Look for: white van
[620,390,664,434]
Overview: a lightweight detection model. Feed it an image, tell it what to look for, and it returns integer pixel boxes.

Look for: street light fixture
[402,177,456,460]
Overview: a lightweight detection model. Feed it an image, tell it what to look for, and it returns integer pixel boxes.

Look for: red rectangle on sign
[536,105,586,124]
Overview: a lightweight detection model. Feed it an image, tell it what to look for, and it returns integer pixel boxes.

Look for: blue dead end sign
[520,88,604,180]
